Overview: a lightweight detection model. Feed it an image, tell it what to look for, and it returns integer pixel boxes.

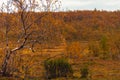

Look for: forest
[0,0,120,80]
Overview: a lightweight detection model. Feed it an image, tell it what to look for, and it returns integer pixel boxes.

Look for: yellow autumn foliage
[66,42,84,58]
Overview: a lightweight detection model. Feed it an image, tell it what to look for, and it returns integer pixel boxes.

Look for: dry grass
[0,42,120,80]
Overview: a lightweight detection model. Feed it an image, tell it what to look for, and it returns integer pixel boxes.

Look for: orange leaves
[66,41,87,59]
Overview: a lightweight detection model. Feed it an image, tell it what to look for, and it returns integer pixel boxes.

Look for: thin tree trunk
[1,51,12,76]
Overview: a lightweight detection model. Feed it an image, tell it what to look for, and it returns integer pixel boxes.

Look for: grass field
[0,43,120,80]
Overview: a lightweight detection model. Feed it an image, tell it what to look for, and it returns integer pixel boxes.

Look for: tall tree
[40,0,61,11]
[0,0,61,76]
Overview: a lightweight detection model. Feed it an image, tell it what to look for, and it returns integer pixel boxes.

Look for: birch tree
[0,0,61,76]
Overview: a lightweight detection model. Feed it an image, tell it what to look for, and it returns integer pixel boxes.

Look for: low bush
[80,66,89,78]
[44,58,73,79]
[66,41,82,58]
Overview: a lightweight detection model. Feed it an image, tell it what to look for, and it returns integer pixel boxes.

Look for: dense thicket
[1,11,120,42]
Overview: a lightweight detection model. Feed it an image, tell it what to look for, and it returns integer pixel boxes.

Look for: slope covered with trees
[0,10,120,79]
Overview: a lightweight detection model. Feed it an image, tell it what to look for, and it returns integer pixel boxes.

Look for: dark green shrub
[80,66,89,78]
[44,58,73,79]
[99,36,110,59]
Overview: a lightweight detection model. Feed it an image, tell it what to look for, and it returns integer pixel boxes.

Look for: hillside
[0,11,120,79]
